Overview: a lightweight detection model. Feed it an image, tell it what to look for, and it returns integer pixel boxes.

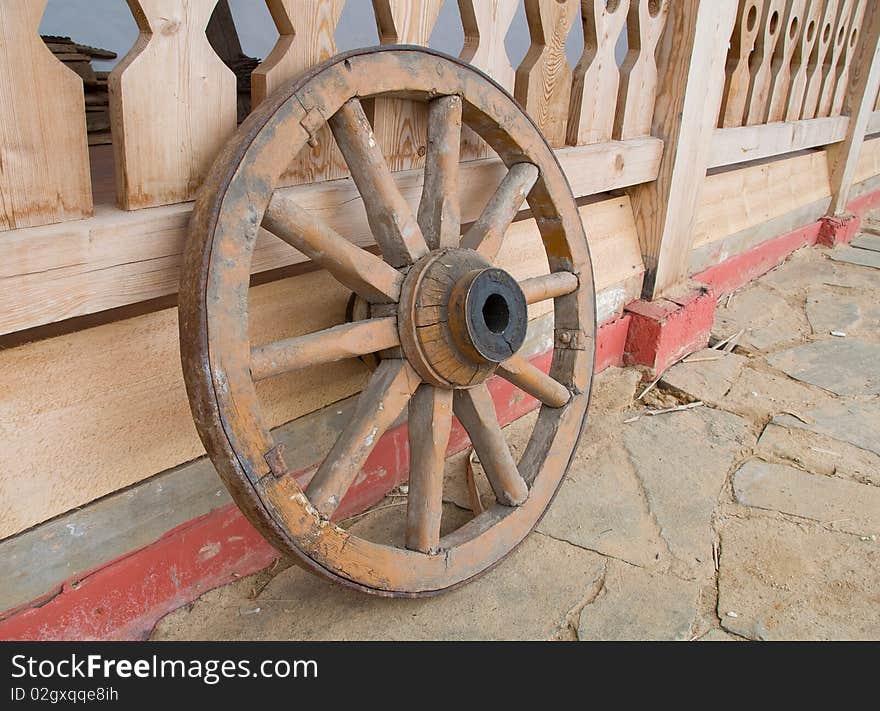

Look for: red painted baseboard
[695,221,822,295]
[0,317,629,641]
[698,186,880,295]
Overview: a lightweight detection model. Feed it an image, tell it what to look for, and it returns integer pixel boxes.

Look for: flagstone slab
[578,562,700,641]
[765,339,880,396]
[768,400,880,457]
[717,517,880,640]
[850,234,880,252]
[733,460,880,536]
[805,286,880,336]
[828,245,880,270]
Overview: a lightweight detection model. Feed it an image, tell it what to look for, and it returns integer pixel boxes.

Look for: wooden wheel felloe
[179,47,596,597]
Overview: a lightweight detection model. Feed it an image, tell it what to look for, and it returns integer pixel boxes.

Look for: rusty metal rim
[180,46,597,597]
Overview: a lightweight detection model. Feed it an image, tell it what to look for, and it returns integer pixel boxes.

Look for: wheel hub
[397,248,528,388]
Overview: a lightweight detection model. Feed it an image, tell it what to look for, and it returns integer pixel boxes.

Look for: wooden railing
[1,0,879,311]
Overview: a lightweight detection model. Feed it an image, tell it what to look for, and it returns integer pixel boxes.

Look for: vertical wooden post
[827,0,880,215]
[109,0,237,210]
[629,0,738,300]
[0,0,92,230]
[251,0,345,185]
[515,0,578,148]
[370,0,443,172]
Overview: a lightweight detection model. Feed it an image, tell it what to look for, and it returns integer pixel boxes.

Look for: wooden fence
[2,0,880,540]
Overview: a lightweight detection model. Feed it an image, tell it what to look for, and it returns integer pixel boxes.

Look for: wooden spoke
[497,353,571,409]
[405,385,454,553]
[250,317,399,381]
[306,359,422,519]
[263,194,403,303]
[418,95,463,250]
[329,98,429,267]
[460,162,539,262]
[519,272,579,304]
[453,385,528,506]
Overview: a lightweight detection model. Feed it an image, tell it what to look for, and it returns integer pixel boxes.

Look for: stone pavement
[152,232,880,641]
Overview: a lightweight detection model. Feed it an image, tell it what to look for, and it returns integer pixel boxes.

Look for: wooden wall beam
[0,138,662,336]
[827,0,880,215]
[709,115,849,168]
[629,0,738,299]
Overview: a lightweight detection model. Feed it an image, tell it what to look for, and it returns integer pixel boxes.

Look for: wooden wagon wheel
[179,47,596,597]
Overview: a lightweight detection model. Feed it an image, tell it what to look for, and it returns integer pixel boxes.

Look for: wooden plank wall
[3,0,880,541]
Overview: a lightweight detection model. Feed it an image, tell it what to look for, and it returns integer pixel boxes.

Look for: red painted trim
[0,318,629,642]
[847,186,880,216]
[0,506,276,641]
[695,222,821,295]
[697,186,880,295]
[594,313,631,372]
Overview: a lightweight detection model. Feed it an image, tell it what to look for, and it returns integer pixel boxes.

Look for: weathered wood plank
[817,0,854,117]
[251,0,346,185]
[370,0,443,172]
[458,0,518,161]
[0,138,661,336]
[785,0,823,121]
[614,0,670,140]
[765,0,806,123]
[568,0,629,145]
[745,0,785,125]
[0,0,92,230]
[802,0,841,119]
[720,0,765,128]
[708,115,849,168]
[109,0,237,209]
[515,0,578,148]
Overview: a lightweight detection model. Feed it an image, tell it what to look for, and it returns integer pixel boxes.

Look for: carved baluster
[802,0,840,118]
[613,0,669,140]
[0,0,92,229]
[458,0,518,161]
[251,0,345,185]
[831,0,868,115]
[370,0,443,172]
[110,0,237,209]
[745,0,786,125]
[785,0,823,121]
[568,0,630,145]
[817,0,854,117]
[766,0,806,123]
[720,0,765,128]
[515,0,579,148]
